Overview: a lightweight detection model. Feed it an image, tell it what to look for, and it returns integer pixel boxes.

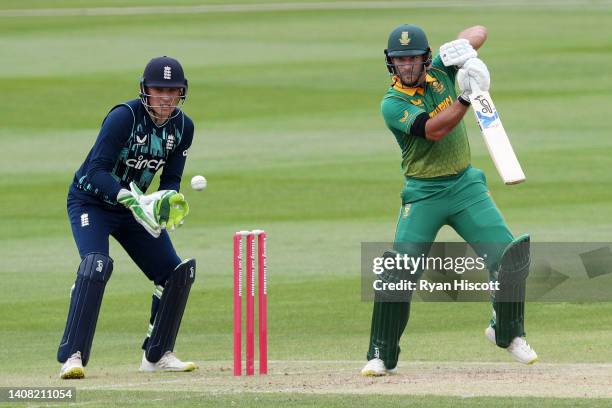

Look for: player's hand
[127,183,190,231]
[440,39,477,67]
[154,191,189,231]
[457,57,490,98]
[117,183,162,238]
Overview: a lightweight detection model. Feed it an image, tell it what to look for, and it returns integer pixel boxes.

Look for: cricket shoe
[60,351,85,379]
[485,326,538,365]
[360,358,397,376]
[140,351,198,372]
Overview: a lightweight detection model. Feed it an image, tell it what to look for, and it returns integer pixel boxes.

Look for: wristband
[458,94,471,106]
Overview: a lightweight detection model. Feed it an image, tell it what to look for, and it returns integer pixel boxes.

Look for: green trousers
[367,166,517,369]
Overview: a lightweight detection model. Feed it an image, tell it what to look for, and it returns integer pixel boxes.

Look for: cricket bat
[468,83,526,185]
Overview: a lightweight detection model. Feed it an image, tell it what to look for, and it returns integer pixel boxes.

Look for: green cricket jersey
[381,55,471,178]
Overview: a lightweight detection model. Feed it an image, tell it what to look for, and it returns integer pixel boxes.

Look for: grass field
[1,1,611,406]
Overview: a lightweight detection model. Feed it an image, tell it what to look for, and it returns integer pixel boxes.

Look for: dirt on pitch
[54,360,612,398]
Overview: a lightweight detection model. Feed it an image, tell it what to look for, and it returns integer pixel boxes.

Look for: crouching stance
[58,56,197,379]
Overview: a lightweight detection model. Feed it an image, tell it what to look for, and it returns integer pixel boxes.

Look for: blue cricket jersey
[70,99,194,205]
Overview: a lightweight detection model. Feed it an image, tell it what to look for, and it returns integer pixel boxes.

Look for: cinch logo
[125,155,166,170]
[163,66,172,80]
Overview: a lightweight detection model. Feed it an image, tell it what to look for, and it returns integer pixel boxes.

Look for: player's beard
[398,63,426,88]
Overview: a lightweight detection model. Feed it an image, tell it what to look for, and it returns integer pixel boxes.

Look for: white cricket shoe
[140,351,198,372]
[361,358,397,376]
[485,326,538,365]
[60,351,85,379]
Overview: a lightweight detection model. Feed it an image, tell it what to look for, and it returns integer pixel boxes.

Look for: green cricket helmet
[384,24,432,74]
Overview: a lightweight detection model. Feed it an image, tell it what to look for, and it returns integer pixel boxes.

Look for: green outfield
[1,1,611,406]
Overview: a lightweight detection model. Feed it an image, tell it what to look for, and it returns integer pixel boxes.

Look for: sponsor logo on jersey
[410,99,423,106]
[125,155,166,170]
[163,66,172,80]
[399,31,411,46]
[429,96,453,118]
[399,110,410,123]
[135,133,148,145]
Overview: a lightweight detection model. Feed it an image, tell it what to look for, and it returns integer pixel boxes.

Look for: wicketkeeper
[58,56,197,379]
[362,25,537,376]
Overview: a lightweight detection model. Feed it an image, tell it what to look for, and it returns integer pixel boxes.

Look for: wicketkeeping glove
[117,182,190,237]
[152,189,189,231]
[117,183,162,238]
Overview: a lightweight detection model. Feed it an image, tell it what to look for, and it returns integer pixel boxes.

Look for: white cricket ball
[190,175,207,191]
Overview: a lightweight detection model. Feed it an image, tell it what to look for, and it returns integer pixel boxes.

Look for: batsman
[58,56,197,379]
[362,25,537,376]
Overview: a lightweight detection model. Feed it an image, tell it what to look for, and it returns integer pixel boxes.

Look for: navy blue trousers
[59,194,182,362]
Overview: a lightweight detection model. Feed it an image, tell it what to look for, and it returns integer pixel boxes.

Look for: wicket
[233,229,268,376]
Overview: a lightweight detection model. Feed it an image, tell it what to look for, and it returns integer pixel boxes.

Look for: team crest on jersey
[431,80,445,94]
[399,110,410,123]
[399,31,411,46]
[166,134,175,151]
[410,99,423,106]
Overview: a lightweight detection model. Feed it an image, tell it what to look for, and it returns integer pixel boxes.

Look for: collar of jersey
[392,74,437,96]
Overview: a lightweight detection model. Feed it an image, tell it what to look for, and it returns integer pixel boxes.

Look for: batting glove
[457,57,490,99]
[439,39,477,68]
